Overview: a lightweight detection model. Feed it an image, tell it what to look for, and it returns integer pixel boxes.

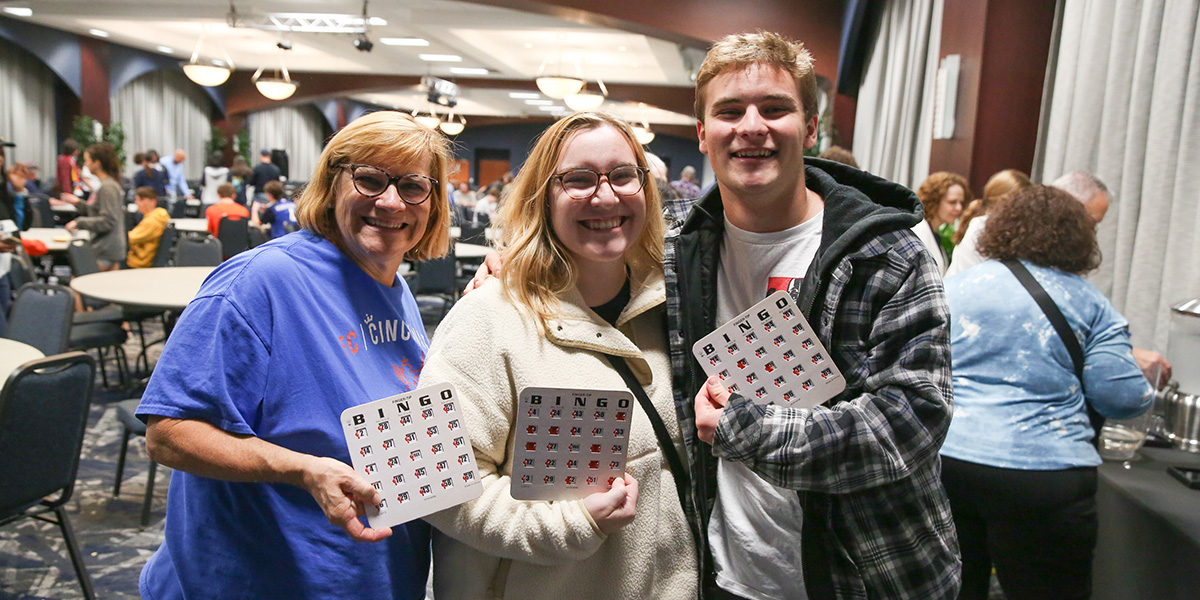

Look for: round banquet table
[69,267,216,311]
[0,339,46,382]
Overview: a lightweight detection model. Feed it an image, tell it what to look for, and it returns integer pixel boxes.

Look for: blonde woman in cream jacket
[421,112,697,600]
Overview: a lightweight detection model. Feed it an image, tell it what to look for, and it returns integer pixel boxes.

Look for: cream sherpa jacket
[421,266,698,600]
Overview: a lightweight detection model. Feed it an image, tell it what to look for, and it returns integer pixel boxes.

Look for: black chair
[217,215,250,261]
[112,379,159,527]
[175,237,223,267]
[458,224,488,246]
[4,282,74,356]
[30,196,56,228]
[248,225,269,249]
[0,352,97,600]
[169,200,187,219]
[152,223,179,268]
[414,247,458,323]
[66,241,111,310]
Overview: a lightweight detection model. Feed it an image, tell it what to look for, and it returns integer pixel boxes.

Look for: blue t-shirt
[137,230,431,600]
[940,260,1152,469]
[261,199,296,239]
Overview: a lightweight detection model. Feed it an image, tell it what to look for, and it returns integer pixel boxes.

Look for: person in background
[816,145,859,169]
[940,185,1153,600]
[127,186,170,268]
[56,139,82,197]
[670,164,702,199]
[65,143,125,271]
[422,111,696,600]
[248,149,282,203]
[6,163,30,230]
[230,155,254,206]
[945,168,1031,277]
[451,181,476,209]
[1049,170,1172,387]
[646,152,682,206]
[257,180,295,238]
[160,149,193,213]
[204,182,250,237]
[200,151,230,208]
[0,148,18,331]
[135,110,451,600]
[914,171,971,275]
[472,183,500,225]
[133,151,170,199]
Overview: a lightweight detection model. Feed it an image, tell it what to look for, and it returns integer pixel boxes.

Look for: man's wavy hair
[978,185,1101,275]
[496,112,664,330]
[693,30,820,124]
[295,110,451,261]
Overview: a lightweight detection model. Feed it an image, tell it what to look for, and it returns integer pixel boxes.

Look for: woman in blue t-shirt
[940,185,1152,600]
[136,111,453,600]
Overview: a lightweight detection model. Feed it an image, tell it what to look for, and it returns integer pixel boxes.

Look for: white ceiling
[5,0,702,125]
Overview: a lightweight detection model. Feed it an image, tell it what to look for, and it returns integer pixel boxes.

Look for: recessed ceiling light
[3,7,33,17]
[537,105,564,111]
[88,29,110,38]
[525,99,553,106]
[156,46,174,54]
[379,37,429,46]
[450,67,489,75]
[509,92,541,99]
[367,17,387,26]
[418,54,462,62]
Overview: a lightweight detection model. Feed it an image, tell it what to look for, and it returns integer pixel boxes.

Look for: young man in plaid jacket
[670,31,960,599]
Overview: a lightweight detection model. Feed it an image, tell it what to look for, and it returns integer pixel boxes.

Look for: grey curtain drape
[110,69,214,180]
[247,105,328,182]
[852,0,943,189]
[0,44,57,178]
[1035,0,1200,350]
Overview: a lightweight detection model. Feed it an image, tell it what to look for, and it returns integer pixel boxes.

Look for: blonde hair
[694,30,819,123]
[496,112,664,328]
[295,111,451,261]
[955,169,1030,244]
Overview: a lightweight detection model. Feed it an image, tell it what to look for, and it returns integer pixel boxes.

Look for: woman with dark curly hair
[914,171,971,274]
[940,185,1152,600]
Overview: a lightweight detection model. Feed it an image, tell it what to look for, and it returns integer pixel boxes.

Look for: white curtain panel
[247,105,328,182]
[0,44,57,178]
[852,0,943,189]
[111,69,214,180]
[1036,0,1200,350]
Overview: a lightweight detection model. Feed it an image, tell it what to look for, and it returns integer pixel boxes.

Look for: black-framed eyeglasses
[552,166,649,200]
[338,164,438,205]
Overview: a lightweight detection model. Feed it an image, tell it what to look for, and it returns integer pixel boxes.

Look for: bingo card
[691,290,845,409]
[511,387,634,501]
[340,382,483,529]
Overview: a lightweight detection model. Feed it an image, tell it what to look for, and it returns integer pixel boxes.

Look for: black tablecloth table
[1094,446,1200,600]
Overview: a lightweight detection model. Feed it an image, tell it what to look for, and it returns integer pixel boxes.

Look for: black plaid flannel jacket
[663,160,961,599]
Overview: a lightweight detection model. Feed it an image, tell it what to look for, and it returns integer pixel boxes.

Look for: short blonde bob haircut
[694,30,820,125]
[295,110,452,261]
[496,112,664,327]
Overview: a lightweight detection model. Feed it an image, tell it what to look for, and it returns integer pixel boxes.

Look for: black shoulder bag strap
[602,353,702,548]
[1001,260,1104,443]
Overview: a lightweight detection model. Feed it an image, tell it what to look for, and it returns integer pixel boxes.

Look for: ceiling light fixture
[352,0,373,52]
[156,45,175,54]
[182,33,234,87]
[563,79,608,111]
[3,7,33,17]
[535,35,583,99]
[88,28,110,38]
[450,67,489,76]
[508,92,541,99]
[632,122,655,145]
[380,37,429,46]
[419,54,462,62]
[438,112,466,136]
[412,104,441,129]
[524,99,553,106]
[252,47,298,100]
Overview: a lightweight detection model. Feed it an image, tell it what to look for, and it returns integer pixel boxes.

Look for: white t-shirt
[710,212,822,600]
